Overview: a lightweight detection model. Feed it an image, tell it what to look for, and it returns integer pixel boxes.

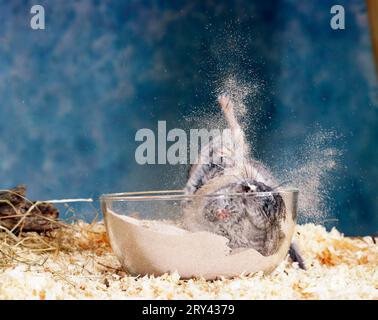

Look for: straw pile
[0,220,377,299]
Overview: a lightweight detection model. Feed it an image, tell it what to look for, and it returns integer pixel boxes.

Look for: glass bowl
[100,189,299,280]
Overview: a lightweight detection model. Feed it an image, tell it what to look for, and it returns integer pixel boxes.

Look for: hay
[0,218,377,299]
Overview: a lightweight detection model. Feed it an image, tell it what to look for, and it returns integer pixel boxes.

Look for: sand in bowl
[101,190,298,280]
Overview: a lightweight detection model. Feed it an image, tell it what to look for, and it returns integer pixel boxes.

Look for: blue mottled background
[0,0,377,235]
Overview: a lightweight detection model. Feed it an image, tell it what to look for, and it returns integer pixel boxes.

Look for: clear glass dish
[100,189,299,279]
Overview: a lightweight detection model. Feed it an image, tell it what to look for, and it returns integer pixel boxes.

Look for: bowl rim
[100,188,299,201]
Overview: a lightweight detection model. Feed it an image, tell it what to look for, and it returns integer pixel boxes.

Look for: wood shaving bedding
[0,222,377,299]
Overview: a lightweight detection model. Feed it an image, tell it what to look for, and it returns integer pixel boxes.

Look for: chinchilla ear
[216,208,231,220]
